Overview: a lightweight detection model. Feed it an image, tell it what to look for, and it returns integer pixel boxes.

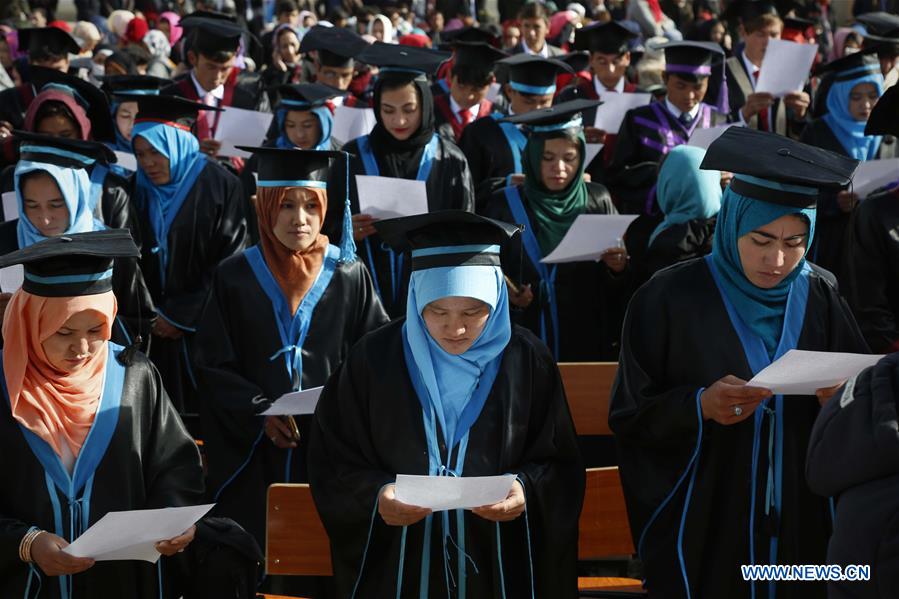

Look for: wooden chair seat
[578,576,645,591]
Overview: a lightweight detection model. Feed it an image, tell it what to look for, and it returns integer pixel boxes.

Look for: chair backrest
[266,483,333,576]
[558,362,618,436]
[578,467,635,560]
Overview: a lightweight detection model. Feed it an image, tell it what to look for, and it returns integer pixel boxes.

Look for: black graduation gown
[323,135,476,318]
[136,159,248,417]
[624,214,717,289]
[608,101,729,214]
[844,187,899,353]
[308,321,584,599]
[193,249,389,547]
[0,84,33,132]
[483,182,629,361]
[458,114,526,213]
[610,258,868,599]
[0,347,205,599]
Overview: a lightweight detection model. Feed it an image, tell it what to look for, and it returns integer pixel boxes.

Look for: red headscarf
[24,88,92,139]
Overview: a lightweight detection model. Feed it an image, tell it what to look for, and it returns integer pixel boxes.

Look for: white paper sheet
[213,107,274,158]
[594,93,651,133]
[584,143,604,167]
[63,504,214,563]
[2,190,18,221]
[0,265,23,293]
[746,350,883,396]
[395,474,516,511]
[755,40,819,97]
[541,214,639,264]
[486,81,502,103]
[332,106,377,146]
[356,175,428,220]
[851,158,899,198]
[688,124,737,150]
[113,151,138,172]
[261,386,323,416]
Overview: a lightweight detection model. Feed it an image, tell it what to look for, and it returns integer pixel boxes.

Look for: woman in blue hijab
[308,210,584,598]
[130,94,248,417]
[610,128,869,599]
[801,51,885,281]
[101,75,168,177]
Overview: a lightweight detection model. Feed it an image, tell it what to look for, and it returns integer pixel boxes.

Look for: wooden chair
[266,483,332,577]
[558,362,618,436]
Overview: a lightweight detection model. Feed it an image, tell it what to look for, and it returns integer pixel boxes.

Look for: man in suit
[512,2,564,57]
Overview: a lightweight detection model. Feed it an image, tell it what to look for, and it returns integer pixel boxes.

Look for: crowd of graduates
[1,0,899,597]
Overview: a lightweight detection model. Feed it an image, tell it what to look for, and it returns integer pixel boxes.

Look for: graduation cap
[557,51,590,74]
[18,27,80,58]
[783,16,815,32]
[573,20,638,55]
[182,15,244,56]
[439,25,502,48]
[0,229,139,298]
[496,54,572,96]
[236,146,356,262]
[661,40,729,114]
[375,210,520,272]
[855,12,899,36]
[452,41,508,76]
[101,75,168,97]
[865,82,899,136]
[862,30,899,58]
[133,95,220,130]
[300,25,369,68]
[35,69,115,143]
[13,130,117,167]
[726,0,779,23]
[700,127,859,207]
[500,98,601,133]
[813,48,881,80]
[356,42,450,77]
[278,83,344,109]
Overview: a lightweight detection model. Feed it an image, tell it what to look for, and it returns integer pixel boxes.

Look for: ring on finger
[733,405,743,417]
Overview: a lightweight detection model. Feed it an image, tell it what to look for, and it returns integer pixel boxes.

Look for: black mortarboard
[18,27,80,58]
[439,25,502,48]
[300,25,369,67]
[727,0,779,23]
[496,54,572,95]
[182,16,244,55]
[0,230,139,297]
[101,75,168,97]
[701,127,858,207]
[558,51,590,74]
[862,30,899,58]
[500,98,601,132]
[375,210,520,271]
[452,41,508,73]
[356,42,450,77]
[865,82,899,136]
[661,41,729,113]
[36,69,115,143]
[783,16,815,32]
[813,48,880,79]
[13,130,117,167]
[573,20,638,55]
[278,83,344,109]
[133,95,220,129]
[855,12,899,36]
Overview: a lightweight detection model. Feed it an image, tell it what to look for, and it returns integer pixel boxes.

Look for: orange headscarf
[256,186,330,314]
[3,290,117,458]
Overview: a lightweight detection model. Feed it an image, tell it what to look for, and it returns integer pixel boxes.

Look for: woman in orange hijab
[0,230,206,598]
[194,148,388,564]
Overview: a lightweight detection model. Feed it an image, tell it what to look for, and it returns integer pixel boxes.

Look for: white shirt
[739,49,773,127]
[521,40,549,58]
[450,94,480,124]
[665,98,701,122]
[191,70,224,103]
[594,75,625,96]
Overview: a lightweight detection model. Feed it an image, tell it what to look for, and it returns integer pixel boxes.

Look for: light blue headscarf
[131,121,208,280]
[403,258,511,449]
[14,161,102,248]
[275,104,333,150]
[823,66,884,160]
[650,145,722,247]
[711,175,817,357]
[110,90,159,153]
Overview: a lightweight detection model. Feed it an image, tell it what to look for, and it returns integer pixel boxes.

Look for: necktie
[752,70,771,132]
[203,92,217,128]
[678,111,693,128]
[458,107,473,128]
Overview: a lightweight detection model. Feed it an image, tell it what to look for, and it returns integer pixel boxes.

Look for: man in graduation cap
[725,0,811,137]
[0,28,81,136]
[459,53,572,210]
[162,15,270,158]
[433,41,508,143]
[299,25,371,108]
[609,40,731,214]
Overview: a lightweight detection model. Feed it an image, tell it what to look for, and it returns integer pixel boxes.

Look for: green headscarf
[521,130,590,255]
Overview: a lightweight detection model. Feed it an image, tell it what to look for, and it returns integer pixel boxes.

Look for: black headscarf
[368,72,436,179]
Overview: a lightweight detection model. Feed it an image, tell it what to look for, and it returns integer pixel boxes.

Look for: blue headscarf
[14,161,102,248]
[275,103,333,150]
[711,175,816,357]
[650,145,722,247]
[823,66,884,160]
[131,121,208,280]
[403,256,511,450]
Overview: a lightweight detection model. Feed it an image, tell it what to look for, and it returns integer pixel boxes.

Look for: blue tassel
[339,151,357,263]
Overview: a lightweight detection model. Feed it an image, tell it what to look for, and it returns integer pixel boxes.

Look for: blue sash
[3,344,126,599]
[356,134,438,304]
[503,186,560,360]
[490,113,526,176]
[705,255,810,599]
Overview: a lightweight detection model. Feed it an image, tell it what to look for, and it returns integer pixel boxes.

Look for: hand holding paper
[261,386,323,416]
[746,350,883,396]
[394,474,517,511]
[755,40,818,97]
[541,214,638,264]
[213,107,274,158]
[356,175,428,220]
